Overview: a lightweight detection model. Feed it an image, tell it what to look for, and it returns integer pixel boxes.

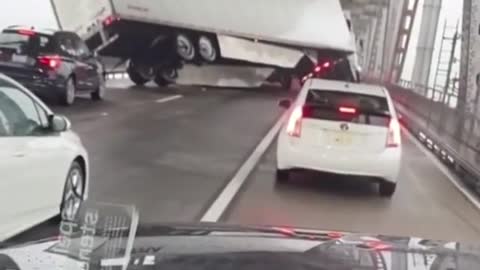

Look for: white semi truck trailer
[50,0,356,87]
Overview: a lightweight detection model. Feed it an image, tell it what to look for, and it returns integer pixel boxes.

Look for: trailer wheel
[176,33,196,61]
[127,67,150,86]
[154,68,178,87]
[198,35,217,62]
[280,74,293,90]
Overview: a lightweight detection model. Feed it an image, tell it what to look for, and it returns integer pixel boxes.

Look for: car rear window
[0,31,54,56]
[304,89,391,127]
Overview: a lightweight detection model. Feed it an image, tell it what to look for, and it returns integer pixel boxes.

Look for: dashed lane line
[155,95,183,103]
[200,111,288,222]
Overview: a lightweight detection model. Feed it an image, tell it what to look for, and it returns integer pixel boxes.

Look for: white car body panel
[0,74,89,241]
[0,240,87,270]
[277,79,401,183]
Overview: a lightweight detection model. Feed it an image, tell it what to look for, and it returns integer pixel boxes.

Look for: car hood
[1,223,480,270]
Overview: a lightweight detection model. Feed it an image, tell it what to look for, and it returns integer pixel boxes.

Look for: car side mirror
[278,99,292,109]
[50,115,71,132]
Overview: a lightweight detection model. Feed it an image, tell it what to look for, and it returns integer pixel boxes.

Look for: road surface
[8,79,480,244]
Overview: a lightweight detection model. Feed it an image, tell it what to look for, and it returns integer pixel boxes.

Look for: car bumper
[277,135,402,183]
[2,72,66,97]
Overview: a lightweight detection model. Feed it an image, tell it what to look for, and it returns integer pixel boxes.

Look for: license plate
[11,54,27,63]
[331,132,352,145]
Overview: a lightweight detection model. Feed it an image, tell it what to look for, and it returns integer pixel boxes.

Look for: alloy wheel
[61,166,84,221]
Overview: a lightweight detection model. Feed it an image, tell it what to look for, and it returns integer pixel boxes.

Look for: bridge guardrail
[105,69,128,80]
[387,81,480,195]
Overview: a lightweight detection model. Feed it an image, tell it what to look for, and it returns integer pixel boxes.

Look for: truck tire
[198,35,217,62]
[127,67,150,86]
[379,181,396,197]
[276,169,290,183]
[91,74,106,101]
[280,75,292,90]
[154,68,178,87]
[59,77,76,106]
[176,33,196,61]
[153,75,168,87]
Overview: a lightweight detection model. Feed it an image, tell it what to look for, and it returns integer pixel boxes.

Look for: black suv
[0,26,105,106]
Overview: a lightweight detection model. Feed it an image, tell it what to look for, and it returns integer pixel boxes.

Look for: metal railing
[105,70,128,80]
[387,80,480,195]
[397,79,459,109]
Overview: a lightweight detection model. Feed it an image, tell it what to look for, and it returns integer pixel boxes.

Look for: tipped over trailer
[50,0,356,87]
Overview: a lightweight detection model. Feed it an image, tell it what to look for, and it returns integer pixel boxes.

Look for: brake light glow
[338,106,356,114]
[17,29,35,36]
[327,232,344,239]
[274,227,295,236]
[286,106,303,137]
[387,118,401,147]
[364,240,392,251]
[38,55,62,69]
[314,66,321,72]
[322,62,331,68]
[103,15,119,26]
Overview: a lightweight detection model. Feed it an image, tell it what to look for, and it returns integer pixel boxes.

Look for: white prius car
[0,73,89,241]
[277,79,401,197]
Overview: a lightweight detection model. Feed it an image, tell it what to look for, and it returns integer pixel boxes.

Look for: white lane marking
[143,255,155,265]
[403,126,480,210]
[155,95,183,103]
[101,258,129,266]
[201,111,288,222]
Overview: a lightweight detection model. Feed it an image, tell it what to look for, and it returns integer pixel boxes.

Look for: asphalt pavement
[57,81,287,223]
[222,130,480,244]
[8,79,480,244]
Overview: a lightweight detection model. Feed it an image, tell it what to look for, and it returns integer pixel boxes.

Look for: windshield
[304,90,391,126]
[0,31,53,55]
[1,0,480,270]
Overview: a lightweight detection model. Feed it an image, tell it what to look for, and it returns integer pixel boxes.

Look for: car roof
[306,79,386,98]
[3,26,57,36]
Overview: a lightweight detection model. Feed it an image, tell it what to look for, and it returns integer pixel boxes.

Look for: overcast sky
[0,0,57,30]
[0,0,463,84]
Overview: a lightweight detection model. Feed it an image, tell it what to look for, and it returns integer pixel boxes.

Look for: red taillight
[286,106,303,137]
[327,232,344,239]
[103,15,119,26]
[274,227,295,236]
[338,106,356,114]
[322,62,331,68]
[17,29,35,36]
[387,118,401,147]
[38,55,62,69]
[314,66,321,73]
[364,240,392,251]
